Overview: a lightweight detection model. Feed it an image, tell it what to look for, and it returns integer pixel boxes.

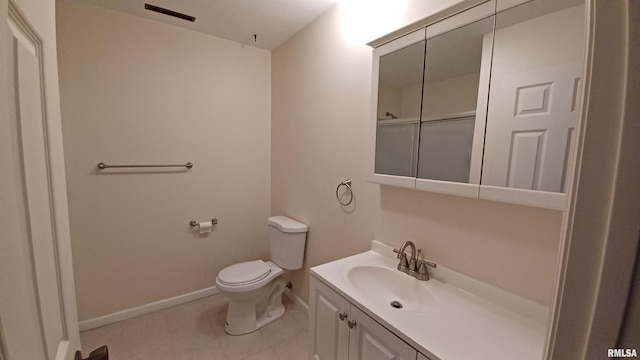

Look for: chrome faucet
[393,241,437,281]
[393,241,415,273]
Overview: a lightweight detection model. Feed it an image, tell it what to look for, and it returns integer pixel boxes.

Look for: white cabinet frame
[368,0,574,210]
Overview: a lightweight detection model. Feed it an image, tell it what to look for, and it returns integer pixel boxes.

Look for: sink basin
[345,265,434,312]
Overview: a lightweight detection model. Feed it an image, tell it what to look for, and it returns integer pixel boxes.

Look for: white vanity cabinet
[309,275,419,360]
[310,243,549,360]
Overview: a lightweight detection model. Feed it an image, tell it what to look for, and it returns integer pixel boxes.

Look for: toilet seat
[218,260,271,286]
[216,260,284,294]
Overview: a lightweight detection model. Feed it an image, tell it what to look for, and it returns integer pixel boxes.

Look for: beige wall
[272,5,563,305]
[57,2,271,320]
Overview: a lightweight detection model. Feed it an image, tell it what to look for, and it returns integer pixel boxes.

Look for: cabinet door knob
[338,312,348,321]
[348,320,357,329]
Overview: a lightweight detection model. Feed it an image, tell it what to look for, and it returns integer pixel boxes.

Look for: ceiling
[71,0,339,50]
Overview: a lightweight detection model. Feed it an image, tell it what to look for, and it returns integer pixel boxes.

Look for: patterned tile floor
[80,294,308,360]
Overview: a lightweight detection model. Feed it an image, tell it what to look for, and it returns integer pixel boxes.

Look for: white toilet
[215,216,308,335]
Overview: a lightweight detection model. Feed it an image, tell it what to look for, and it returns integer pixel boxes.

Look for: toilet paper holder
[190,219,218,227]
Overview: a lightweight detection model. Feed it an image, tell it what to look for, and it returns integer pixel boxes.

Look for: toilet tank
[268,216,308,270]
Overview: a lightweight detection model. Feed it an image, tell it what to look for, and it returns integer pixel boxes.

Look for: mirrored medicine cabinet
[369,0,586,210]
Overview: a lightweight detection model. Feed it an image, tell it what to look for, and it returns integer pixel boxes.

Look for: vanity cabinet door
[347,306,417,360]
[309,276,350,360]
[310,275,418,360]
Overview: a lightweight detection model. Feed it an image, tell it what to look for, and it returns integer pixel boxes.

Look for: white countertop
[310,241,548,360]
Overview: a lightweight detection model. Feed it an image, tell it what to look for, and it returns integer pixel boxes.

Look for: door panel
[483,62,581,192]
[1,3,71,359]
[348,306,416,360]
[0,33,48,359]
[309,277,350,360]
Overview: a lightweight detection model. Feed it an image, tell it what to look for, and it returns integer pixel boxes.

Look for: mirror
[481,0,586,193]
[418,16,494,183]
[374,40,425,177]
[370,0,586,208]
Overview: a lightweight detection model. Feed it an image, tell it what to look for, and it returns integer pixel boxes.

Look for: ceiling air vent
[144,4,195,22]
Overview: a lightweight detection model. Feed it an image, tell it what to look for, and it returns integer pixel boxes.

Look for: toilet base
[223,277,287,335]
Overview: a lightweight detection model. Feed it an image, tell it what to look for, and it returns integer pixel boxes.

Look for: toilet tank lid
[268,216,308,233]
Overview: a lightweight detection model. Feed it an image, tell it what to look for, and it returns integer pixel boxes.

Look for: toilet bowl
[216,216,308,335]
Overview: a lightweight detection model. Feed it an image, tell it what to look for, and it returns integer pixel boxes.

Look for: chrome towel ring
[336,179,353,206]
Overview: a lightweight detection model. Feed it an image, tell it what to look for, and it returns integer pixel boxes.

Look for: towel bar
[97,162,193,169]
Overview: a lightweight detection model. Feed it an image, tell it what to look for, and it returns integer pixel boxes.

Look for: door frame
[545,1,640,358]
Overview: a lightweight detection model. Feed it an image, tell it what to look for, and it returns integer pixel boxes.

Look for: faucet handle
[420,259,437,268]
[416,249,436,268]
[416,261,430,281]
[415,259,436,281]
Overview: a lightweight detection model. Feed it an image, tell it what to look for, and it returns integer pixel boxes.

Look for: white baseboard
[284,287,308,313]
[79,286,220,332]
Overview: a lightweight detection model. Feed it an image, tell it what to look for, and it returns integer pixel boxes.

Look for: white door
[482,62,581,192]
[309,276,351,360]
[347,306,416,360]
[0,1,79,359]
